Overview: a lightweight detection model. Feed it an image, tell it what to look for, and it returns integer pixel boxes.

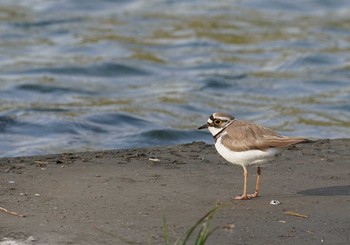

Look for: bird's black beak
[198,124,208,130]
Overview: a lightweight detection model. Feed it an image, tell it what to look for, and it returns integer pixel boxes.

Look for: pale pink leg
[247,167,261,198]
[234,166,249,200]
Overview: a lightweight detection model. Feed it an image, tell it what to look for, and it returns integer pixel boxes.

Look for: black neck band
[213,120,235,142]
[213,128,226,142]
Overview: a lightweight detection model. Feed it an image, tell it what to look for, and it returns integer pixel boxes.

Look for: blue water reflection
[0,0,349,157]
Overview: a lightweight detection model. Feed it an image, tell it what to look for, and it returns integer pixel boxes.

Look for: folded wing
[222,120,311,152]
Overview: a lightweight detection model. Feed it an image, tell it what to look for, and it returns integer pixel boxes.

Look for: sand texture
[0,139,349,244]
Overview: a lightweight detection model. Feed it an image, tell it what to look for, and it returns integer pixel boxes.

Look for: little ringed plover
[198,112,311,200]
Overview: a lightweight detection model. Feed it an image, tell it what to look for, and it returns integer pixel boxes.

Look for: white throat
[208,126,223,136]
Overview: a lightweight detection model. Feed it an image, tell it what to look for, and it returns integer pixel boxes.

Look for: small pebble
[34,193,41,197]
[27,235,37,242]
[270,200,281,205]
[8,180,15,184]
[148,158,160,162]
[223,223,236,232]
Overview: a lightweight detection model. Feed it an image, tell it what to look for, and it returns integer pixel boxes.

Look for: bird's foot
[233,194,250,200]
[247,191,259,198]
[233,192,259,200]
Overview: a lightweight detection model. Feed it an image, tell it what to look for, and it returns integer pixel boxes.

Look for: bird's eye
[214,119,222,125]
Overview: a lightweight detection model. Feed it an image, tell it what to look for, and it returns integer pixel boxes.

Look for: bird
[198,112,311,200]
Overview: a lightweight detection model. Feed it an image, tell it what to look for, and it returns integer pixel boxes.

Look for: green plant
[99,205,222,245]
[163,205,221,245]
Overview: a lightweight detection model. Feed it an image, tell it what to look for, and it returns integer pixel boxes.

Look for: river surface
[0,0,349,157]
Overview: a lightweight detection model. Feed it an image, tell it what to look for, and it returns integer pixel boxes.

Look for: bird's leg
[247,166,261,198]
[234,166,249,200]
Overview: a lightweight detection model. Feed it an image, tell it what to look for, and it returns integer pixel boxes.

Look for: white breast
[214,137,283,167]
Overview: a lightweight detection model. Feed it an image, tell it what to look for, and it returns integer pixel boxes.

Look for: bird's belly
[214,141,282,166]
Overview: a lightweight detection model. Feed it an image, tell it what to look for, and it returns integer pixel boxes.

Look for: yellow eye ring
[214,119,222,125]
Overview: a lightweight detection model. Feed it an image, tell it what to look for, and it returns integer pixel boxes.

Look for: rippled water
[0,0,349,157]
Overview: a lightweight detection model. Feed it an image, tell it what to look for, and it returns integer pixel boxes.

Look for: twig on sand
[285,210,308,218]
[0,206,26,217]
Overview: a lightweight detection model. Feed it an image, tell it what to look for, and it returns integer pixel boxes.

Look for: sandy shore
[0,139,349,245]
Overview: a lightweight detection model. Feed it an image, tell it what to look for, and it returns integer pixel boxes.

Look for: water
[0,0,349,157]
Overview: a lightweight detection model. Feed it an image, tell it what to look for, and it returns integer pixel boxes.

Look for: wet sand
[0,139,349,245]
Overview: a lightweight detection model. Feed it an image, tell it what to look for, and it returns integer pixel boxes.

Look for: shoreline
[1,139,349,244]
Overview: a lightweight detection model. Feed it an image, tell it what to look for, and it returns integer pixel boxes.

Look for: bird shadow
[297,185,350,196]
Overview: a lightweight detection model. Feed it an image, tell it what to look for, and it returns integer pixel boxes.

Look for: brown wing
[222,120,310,152]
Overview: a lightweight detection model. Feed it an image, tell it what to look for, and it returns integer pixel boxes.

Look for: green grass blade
[194,225,207,245]
[162,210,170,245]
[199,226,220,245]
[182,205,221,245]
